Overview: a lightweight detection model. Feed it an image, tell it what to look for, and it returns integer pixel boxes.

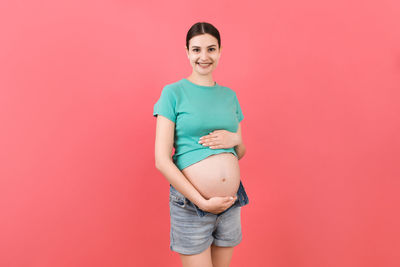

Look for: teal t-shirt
[153,78,244,170]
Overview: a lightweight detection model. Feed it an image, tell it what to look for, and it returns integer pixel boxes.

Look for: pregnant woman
[153,22,249,267]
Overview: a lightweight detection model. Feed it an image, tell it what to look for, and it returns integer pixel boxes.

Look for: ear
[185,46,189,57]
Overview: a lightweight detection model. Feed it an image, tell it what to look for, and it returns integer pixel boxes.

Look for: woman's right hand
[201,195,237,214]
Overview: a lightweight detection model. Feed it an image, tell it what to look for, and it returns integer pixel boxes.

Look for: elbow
[235,144,246,160]
[155,157,172,170]
[155,160,163,170]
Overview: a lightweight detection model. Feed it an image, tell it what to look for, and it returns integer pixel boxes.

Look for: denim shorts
[169,184,247,255]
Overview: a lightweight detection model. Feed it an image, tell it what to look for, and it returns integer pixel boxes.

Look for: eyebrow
[191,45,217,48]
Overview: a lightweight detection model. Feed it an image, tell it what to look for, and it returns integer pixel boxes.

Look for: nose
[200,50,209,60]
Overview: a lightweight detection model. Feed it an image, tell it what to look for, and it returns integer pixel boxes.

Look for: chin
[197,71,212,75]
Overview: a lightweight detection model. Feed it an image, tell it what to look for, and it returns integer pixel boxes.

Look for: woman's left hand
[198,130,241,149]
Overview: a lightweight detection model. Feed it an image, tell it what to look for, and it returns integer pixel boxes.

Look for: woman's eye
[192,48,215,52]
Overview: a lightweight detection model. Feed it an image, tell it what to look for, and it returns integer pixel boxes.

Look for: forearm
[156,160,207,209]
[234,143,246,160]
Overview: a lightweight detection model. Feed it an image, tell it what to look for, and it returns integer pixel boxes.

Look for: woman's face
[186,34,221,76]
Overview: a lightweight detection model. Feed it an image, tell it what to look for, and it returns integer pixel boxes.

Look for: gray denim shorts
[169,186,242,255]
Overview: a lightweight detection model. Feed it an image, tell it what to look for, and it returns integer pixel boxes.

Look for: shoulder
[218,84,238,97]
[161,79,185,95]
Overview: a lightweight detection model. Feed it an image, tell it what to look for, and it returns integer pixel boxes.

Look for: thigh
[211,244,235,267]
[212,205,242,247]
[179,245,213,267]
[169,194,217,255]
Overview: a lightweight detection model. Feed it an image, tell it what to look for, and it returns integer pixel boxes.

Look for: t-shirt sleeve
[234,92,244,122]
[153,86,177,123]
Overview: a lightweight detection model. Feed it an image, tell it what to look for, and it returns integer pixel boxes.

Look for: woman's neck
[186,74,215,86]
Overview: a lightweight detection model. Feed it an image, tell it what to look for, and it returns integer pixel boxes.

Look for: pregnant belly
[181,152,241,199]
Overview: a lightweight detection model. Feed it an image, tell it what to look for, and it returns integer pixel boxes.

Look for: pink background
[1,0,399,266]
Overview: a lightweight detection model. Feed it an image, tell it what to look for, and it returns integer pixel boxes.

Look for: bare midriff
[181,152,240,200]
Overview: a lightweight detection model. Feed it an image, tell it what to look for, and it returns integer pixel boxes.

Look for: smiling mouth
[196,63,212,67]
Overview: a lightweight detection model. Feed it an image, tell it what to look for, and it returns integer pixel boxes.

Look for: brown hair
[186,22,221,49]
